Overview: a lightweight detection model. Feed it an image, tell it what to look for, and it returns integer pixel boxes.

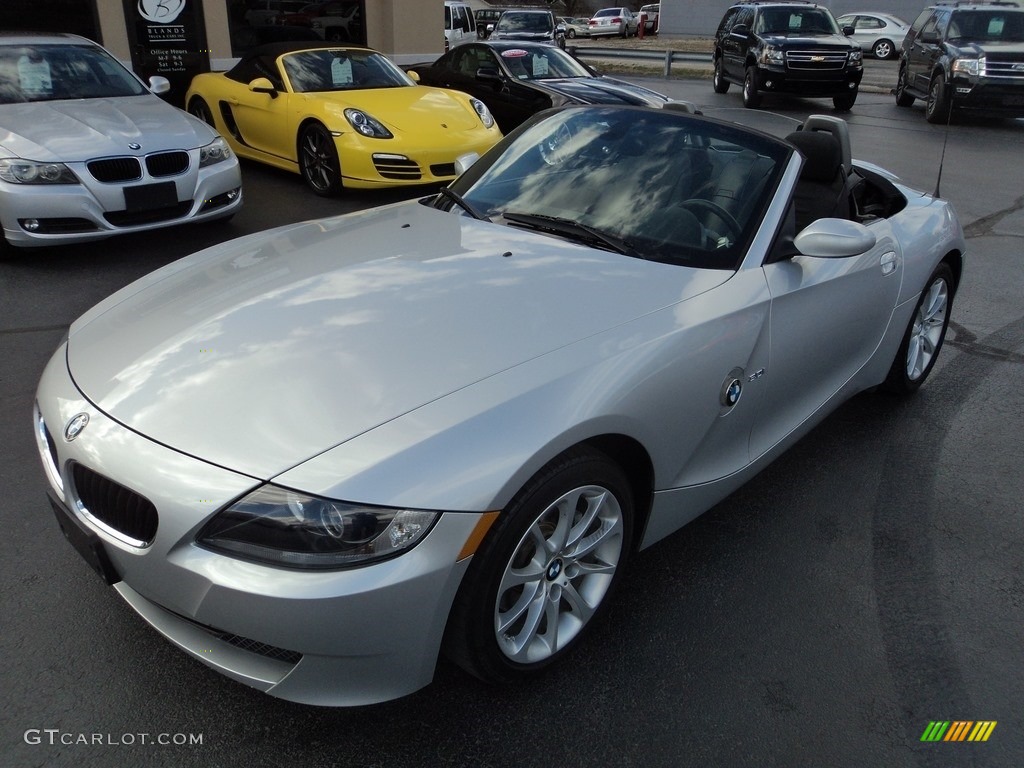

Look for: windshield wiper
[436,187,490,221]
[501,211,640,257]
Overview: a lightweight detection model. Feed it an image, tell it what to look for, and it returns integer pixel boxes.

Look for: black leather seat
[786,130,852,231]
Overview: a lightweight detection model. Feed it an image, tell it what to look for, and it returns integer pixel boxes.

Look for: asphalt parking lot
[2,79,1023,768]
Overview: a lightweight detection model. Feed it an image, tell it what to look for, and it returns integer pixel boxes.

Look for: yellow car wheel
[187,97,214,127]
[299,123,343,196]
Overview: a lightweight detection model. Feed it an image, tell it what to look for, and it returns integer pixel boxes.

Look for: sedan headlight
[952,57,982,77]
[848,49,863,65]
[760,46,784,66]
[344,108,394,139]
[470,97,496,128]
[0,158,78,184]
[199,137,232,167]
[197,484,438,569]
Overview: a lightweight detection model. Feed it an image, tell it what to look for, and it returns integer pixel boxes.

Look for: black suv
[895,1,1024,122]
[712,1,863,110]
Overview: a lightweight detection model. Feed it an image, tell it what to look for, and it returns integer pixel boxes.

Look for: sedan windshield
[450,107,789,270]
[282,49,413,92]
[498,46,592,80]
[0,43,146,104]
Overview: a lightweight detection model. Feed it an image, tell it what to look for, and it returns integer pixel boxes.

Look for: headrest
[786,131,842,183]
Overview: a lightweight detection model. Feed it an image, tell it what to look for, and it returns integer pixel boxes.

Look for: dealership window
[226,0,366,56]
[0,0,101,41]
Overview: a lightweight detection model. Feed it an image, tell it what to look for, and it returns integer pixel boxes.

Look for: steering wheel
[679,199,742,241]
[539,122,574,165]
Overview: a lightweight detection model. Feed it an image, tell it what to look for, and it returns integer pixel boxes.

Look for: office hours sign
[124,0,210,105]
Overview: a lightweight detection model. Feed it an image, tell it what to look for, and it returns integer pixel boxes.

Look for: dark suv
[713,1,863,110]
[895,2,1024,122]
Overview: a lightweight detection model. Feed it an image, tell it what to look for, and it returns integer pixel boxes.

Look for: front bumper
[0,153,242,248]
[35,345,483,706]
[753,65,862,97]
[950,76,1024,116]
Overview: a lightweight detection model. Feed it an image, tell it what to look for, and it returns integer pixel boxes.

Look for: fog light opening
[21,218,40,232]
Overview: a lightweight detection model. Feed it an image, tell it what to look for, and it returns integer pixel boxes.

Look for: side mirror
[842,25,855,36]
[476,66,503,85]
[249,77,278,97]
[406,70,421,83]
[731,23,750,37]
[148,75,171,95]
[920,30,940,45]
[794,218,876,258]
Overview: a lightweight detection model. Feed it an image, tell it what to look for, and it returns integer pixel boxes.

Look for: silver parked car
[0,33,241,253]
[836,12,910,60]
[36,105,963,706]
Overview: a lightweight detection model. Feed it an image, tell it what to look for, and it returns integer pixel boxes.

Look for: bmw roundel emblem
[128,142,142,150]
[64,413,90,441]
[721,378,742,408]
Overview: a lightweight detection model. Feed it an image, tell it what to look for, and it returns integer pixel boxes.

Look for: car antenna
[934,104,953,199]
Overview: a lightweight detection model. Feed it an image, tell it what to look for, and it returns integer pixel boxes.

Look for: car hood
[536,77,668,106]
[314,86,482,133]
[760,33,857,49]
[948,40,1024,57]
[0,95,212,162]
[66,202,730,479]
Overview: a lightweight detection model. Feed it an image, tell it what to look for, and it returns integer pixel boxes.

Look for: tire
[872,39,895,60]
[567,29,576,39]
[883,263,955,394]
[742,66,761,108]
[298,123,342,196]
[188,97,215,127]
[833,89,857,112]
[712,56,730,94]
[445,447,634,683]
[895,64,915,107]
[925,72,952,124]
[619,25,627,38]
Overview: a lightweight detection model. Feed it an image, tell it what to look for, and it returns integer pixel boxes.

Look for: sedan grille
[88,157,142,183]
[372,155,421,180]
[146,151,190,177]
[71,463,158,546]
[785,50,849,71]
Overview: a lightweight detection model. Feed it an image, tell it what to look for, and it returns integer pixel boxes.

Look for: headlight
[952,57,982,76]
[470,97,495,128]
[760,46,783,66]
[344,108,394,138]
[0,158,78,184]
[199,137,232,167]
[197,484,438,569]
[848,49,863,65]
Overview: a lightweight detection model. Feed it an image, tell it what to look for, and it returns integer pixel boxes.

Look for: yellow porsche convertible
[185,44,502,195]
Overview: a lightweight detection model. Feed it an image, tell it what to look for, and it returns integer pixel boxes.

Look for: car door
[749,216,903,459]
[907,9,948,92]
[722,7,754,81]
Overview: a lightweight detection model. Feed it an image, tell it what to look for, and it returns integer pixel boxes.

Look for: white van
[444,1,477,50]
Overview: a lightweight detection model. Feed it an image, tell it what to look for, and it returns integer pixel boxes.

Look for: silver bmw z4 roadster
[35,105,964,705]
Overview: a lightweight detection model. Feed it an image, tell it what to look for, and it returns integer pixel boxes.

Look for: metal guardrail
[567,47,712,77]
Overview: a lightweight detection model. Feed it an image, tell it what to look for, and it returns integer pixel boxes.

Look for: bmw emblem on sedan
[128,142,141,150]
[64,413,89,441]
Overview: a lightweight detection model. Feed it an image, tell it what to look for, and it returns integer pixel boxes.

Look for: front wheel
[298,123,342,196]
[445,447,634,682]
[925,72,952,124]
[567,28,576,39]
[187,97,215,127]
[833,90,857,112]
[713,57,730,94]
[742,66,761,108]
[883,263,955,394]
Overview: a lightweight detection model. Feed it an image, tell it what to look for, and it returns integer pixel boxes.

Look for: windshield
[450,107,788,270]
[756,9,839,35]
[497,12,554,33]
[498,46,591,80]
[282,49,413,92]
[948,11,1024,42]
[0,43,146,104]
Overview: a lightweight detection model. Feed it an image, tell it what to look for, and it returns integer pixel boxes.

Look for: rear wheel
[925,72,952,124]
[445,447,633,683]
[895,65,915,107]
[713,56,730,94]
[742,66,761,108]
[872,38,895,60]
[883,263,954,394]
[298,123,342,196]
[187,97,214,127]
